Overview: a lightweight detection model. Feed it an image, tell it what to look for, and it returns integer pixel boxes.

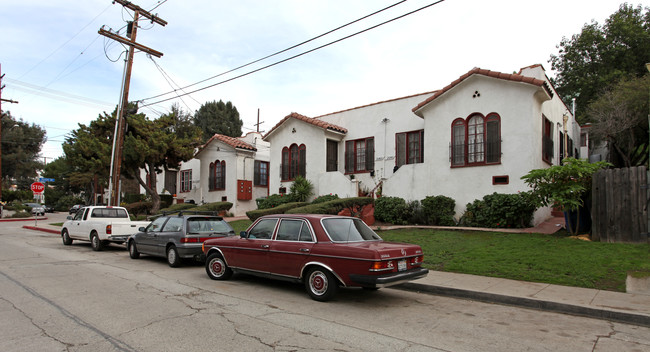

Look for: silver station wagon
[127,212,235,267]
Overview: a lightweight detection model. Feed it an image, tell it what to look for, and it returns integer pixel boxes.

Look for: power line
[17,4,113,80]
[147,55,199,112]
[139,0,409,103]
[5,78,114,108]
[141,0,446,108]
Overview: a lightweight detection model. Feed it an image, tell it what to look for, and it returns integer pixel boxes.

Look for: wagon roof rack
[161,210,222,217]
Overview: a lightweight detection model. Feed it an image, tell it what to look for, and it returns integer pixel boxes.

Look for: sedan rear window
[322,218,382,242]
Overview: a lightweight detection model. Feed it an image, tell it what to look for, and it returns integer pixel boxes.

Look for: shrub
[123,193,147,204]
[10,211,32,218]
[158,203,197,214]
[1,189,32,203]
[124,201,153,218]
[289,176,313,202]
[159,194,174,209]
[460,192,536,228]
[311,194,339,204]
[193,202,233,213]
[374,196,411,225]
[288,197,374,215]
[421,195,456,226]
[407,200,427,225]
[55,195,85,212]
[257,194,294,209]
[246,202,309,221]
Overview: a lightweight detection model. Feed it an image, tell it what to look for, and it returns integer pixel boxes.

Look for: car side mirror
[66,216,72,220]
[240,231,247,238]
[138,227,146,232]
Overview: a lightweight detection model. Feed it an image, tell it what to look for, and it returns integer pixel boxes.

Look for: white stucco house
[262,64,582,225]
[173,132,270,216]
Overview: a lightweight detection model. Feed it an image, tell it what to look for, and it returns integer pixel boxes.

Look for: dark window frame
[254,160,269,187]
[542,116,554,165]
[396,129,424,167]
[345,137,374,174]
[209,160,226,191]
[450,113,501,168]
[180,169,192,193]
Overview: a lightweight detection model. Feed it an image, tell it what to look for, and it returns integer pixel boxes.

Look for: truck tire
[167,245,181,267]
[62,229,73,245]
[128,240,140,259]
[90,232,104,251]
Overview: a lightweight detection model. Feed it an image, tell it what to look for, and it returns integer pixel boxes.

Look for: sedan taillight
[370,260,394,272]
[411,255,424,266]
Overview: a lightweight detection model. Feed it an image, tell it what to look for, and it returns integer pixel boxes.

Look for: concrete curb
[0,217,49,222]
[397,282,650,328]
[22,226,61,235]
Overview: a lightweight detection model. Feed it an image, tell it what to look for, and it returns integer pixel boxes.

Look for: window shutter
[345,141,354,173]
[208,163,215,191]
[220,161,226,189]
[254,160,260,185]
[486,120,500,163]
[452,122,466,166]
[420,130,424,163]
[396,133,406,167]
[281,148,289,180]
[299,145,306,177]
[365,138,374,171]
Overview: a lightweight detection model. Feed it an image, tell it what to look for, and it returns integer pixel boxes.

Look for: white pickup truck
[61,206,150,251]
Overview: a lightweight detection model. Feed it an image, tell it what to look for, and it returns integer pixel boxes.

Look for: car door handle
[261,244,270,249]
[300,248,310,252]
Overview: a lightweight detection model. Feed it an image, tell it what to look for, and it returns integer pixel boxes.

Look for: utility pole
[0,64,19,204]
[254,108,265,133]
[99,0,166,206]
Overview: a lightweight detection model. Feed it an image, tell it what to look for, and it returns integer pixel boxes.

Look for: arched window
[281,144,306,181]
[450,113,501,167]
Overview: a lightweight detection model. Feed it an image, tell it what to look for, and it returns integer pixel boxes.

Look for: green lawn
[380,228,650,292]
[228,219,650,292]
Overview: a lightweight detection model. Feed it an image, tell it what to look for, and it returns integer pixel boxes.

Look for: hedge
[287,197,374,215]
[158,203,197,213]
[192,202,233,213]
[246,202,309,221]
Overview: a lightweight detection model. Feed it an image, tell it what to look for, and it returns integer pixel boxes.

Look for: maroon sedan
[202,214,428,301]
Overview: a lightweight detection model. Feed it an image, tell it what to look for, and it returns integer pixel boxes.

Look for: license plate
[398,259,407,271]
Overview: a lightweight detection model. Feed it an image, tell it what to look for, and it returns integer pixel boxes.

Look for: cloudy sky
[1,0,626,161]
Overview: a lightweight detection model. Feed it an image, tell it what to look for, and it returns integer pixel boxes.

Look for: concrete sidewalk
[398,271,650,328]
[12,215,650,327]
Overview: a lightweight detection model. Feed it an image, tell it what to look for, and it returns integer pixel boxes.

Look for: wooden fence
[591,166,648,243]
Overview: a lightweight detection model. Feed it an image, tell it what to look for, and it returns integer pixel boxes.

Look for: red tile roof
[412,67,547,115]
[263,112,347,140]
[194,133,256,158]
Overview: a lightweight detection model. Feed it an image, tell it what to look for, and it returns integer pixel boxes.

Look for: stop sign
[31,182,45,193]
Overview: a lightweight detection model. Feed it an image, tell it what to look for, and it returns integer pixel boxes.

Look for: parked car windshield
[322,218,382,242]
[187,217,233,234]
